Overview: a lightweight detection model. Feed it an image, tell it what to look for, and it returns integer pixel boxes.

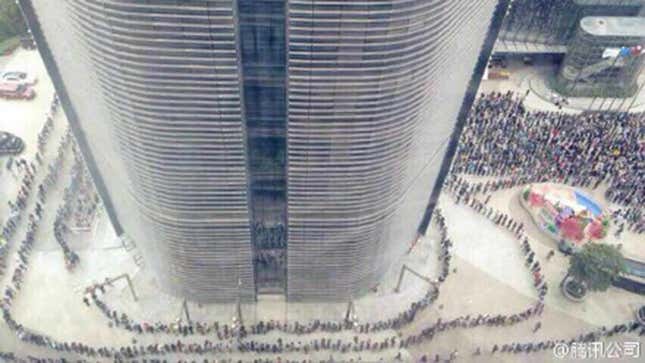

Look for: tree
[568,243,626,292]
[0,0,27,38]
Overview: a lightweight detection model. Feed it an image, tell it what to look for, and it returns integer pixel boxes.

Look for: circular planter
[561,276,587,302]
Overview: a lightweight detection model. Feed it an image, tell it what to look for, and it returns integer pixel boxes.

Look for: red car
[0,82,35,100]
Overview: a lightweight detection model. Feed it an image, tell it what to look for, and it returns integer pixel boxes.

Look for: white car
[1,71,38,86]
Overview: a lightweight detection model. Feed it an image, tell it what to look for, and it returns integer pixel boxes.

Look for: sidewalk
[526,73,645,112]
[480,58,645,113]
[0,48,58,233]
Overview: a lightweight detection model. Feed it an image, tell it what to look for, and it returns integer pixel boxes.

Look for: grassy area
[0,35,19,55]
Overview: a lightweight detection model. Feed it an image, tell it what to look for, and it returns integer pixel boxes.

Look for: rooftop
[580,16,645,37]
[574,0,644,6]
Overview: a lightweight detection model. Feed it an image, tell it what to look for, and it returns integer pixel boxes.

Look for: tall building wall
[286,0,501,300]
[25,0,256,302]
[23,0,504,302]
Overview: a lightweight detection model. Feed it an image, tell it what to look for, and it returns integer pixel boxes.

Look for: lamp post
[231,277,244,346]
[394,264,434,293]
[181,299,191,325]
[344,296,358,329]
[93,273,138,301]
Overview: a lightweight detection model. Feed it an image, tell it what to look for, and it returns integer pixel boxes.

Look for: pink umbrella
[587,220,605,240]
[528,192,545,207]
[561,216,584,242]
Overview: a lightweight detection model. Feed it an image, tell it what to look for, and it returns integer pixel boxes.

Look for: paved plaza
[0,49,643,362]
[481,57,645,114]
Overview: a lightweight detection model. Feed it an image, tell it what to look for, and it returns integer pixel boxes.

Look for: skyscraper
[20,0,507,302]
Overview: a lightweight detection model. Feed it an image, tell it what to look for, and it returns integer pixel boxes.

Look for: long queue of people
[2,92,642,361]
[4,196,452,359]
[2,127,72,305]
[444,175,549,301]
[53,146,97,270]
[3,317,643,363]
[446,170,643,236]
[610,207,643,236]
[19,210,447,361]
[70,206,549,360]
[1,95,60,278]
[0,355,392,363]
[490,320,645,356]
[439,179,645,358]
[2,188,642,362]
[85,209,451,343]
[0,355,373,363]
[453,91,643,209]
[66,148,99,230]
[0,129,102,359]
[77,194,558,359]
[409,182,547,361]
[409,190,644,361]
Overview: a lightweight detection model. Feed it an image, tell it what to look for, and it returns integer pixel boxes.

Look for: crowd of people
[23,210,450,361]
[2,91,643,361]
[36,99,58,153]
[254,249,286,277]
[1,163,33,252]
[1,176,641,362]
[1,126,87,357]
[85,209,451,344]
[444,175,549,300]
[407,182,552,361]
[2,134,67,298]
[2,125,72,295]
[491,320,645,356]
[37,176,636,361]
[611,207,643,236]
[252,222,286,249]
[0,354,402,363]
[252,222,288,284]
[53,145,100,270]
[0,357,402,363]
[66,148,99,230]
[453,91,643,211]
[1,95,60,278]
[0,207,484,363]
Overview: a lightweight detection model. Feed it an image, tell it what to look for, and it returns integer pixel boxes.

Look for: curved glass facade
[557,16,645,98]
[28,0,255,302]
[24,0,504,302]
[285,0,502,300]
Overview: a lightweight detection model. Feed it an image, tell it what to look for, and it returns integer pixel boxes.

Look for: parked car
[488,55,508,69]
[2,71,38,86]
[549,93,569,107]
[0,131,25,155]
[0,83,36,100]
[488,70,510,80]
